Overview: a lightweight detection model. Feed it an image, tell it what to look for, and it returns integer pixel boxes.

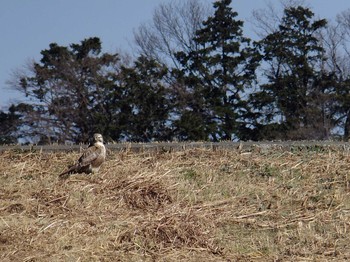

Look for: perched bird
[59,133,106,179]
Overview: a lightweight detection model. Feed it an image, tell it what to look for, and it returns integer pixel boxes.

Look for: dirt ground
[1,145,350,261]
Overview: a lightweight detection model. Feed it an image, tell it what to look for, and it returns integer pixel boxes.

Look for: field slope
[1,146,350,261]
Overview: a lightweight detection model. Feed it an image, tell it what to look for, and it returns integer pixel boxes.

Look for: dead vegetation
[1,145,350,261]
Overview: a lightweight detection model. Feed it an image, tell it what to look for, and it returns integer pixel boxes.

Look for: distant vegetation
[2,0,350,144]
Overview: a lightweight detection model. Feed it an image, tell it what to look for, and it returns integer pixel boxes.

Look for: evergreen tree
[120,56,171,142]
[0,105,21,144]
[14,37,122,143]
[174,0,258,141]
[333,77,350,140]
[251,6,328,140]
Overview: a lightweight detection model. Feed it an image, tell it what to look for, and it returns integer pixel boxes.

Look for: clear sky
[1,0,349,110]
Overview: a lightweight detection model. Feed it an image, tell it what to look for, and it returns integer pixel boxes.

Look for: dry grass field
[1,145,350,261]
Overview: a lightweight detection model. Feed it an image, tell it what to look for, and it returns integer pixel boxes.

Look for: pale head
[93,133,104,143]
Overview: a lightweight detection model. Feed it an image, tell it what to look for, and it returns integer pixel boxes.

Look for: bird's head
[93,133,104,143]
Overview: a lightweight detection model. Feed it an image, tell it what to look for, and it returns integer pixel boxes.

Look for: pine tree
[174,0,258,141]
[0,105,21,144]
[14,38,121,143]
[252,6,328,139]
[121,56,171,142]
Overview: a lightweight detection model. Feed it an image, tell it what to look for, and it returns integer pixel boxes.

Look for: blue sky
[1,0,349,110]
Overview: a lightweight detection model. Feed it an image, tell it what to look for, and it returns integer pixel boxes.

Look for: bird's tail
[59,164,79,179]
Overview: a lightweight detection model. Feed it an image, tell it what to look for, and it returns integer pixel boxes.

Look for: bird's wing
[78,146,101,167]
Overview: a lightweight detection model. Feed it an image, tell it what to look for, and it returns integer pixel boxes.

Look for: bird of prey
[59,133,106,179]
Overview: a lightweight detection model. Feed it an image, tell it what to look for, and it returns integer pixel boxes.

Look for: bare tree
[319,24,348,78]
[250,0,307,38]
[335,9,350,77]
[133,0,211,69]
[337,9,350,34]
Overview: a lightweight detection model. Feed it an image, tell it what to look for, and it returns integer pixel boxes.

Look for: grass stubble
[1,145,350,261]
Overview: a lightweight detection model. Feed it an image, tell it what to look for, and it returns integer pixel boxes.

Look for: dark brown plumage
[59,133,106,179]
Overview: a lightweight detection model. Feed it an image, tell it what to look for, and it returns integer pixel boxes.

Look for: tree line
[2,0,350,144]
